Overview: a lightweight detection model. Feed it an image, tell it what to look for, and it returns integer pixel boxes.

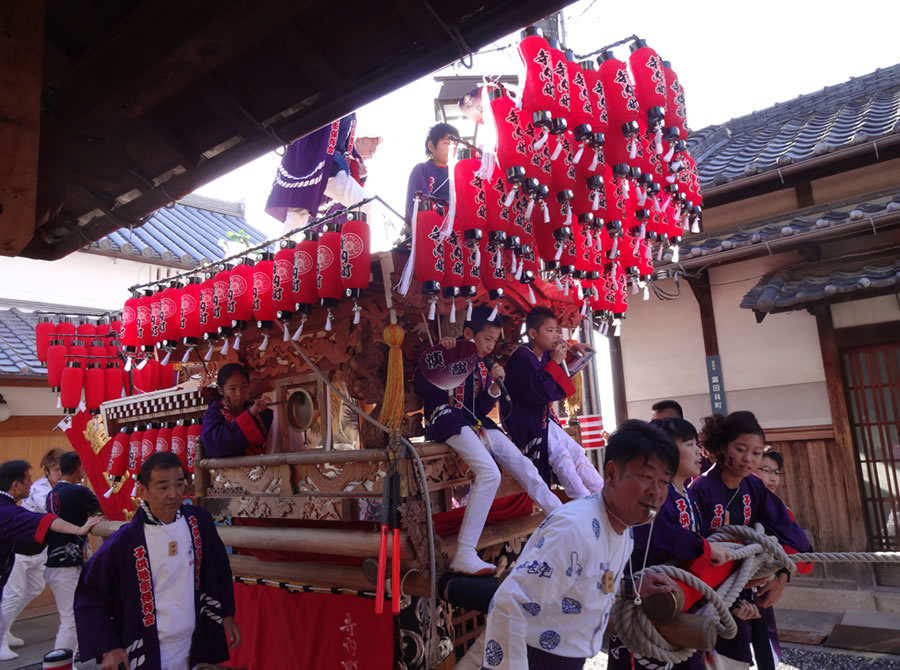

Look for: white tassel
[533,127,549,151]
[504,185,518,208]
[528,284,536,304]
[489,301,500,321]
[449,300,457,323]
[325,310,333,331]
[622,179,630,199]
[353,302,362,325]
[120,386,126,398]
[614,320,622,337]
[104,486,114,499]
[472,242,481,267]
[580,301,587,317]
[611,272,619,292]
[292,315,307,341]
[692,219,700,234]
[131,482,139,497]
[258,334,269,351]
[672,246,680,263]
[631,276,639,294]
[542,201,550,224]
[629,138,637,160]
[56,395,61,409]
[657,244,664,261]
[564,280,570,296]
[221,337,230,355]
[515,259,524,281]
[282,322,290,341]
[136,357,149,370]
[584,230,593,248]
[397,194,418,296]
[655,198,664,213]
[655,128,664,155]
[204,343,214,361]
[525,198,535,218]
[670,159,683,172]
[554,243,563,261]
[494,245,503,269]
[596,231,604,249]
[577,283,584,300]
[573,143,585,164]
[644,284,650,301]
[161,350,171,365]
[564,206,572,227]
[639,223,647,240]
[233,332,242,351]
[589,149,600,171]
[466,299,473,321]
[510,251,518,275]
[551,140,563,161]
[592,190,600,211]
[666,175,676,184]
[181,348,191,364]
[555,276,564,291]
[610,237,619,259]
[477,85,499,180]
[681,214,690,234]
[428,298,436,320]
[637,187,647,207]
[124,357,133,372]
[600,321,608,336]
[664,144,675,162]
[661,196,671,212]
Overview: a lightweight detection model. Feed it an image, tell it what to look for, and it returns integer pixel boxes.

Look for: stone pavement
[0,614,98,670]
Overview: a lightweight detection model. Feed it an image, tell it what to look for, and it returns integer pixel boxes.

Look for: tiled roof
[688,64,900,188]
[662,188,900,265]
[90,194,268,266]
[741,251,900,316]
[0,309,45,377]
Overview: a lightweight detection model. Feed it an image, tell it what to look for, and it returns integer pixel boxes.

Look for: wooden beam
[815,310,867,551]
[686,272,720,356]
[0,0,45,255]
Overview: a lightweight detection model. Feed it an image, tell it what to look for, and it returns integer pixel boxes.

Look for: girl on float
[200,363,273,458]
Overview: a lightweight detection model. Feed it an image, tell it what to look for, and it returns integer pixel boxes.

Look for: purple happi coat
[265,114,357,222]
[413,355,499,443]
[74,504,235,668]
[0,493,56,591]
[499,345,575,485]
[608,483,708,670]
[689,465,812,664]
[201,399,273,458]
[404,159,450,223]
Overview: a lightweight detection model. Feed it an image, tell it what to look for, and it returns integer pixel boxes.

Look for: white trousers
[548,421,605,499]
[0,551,47,642]
[45,567,81,653]
[281,171,371,236]
[446,427,561,550]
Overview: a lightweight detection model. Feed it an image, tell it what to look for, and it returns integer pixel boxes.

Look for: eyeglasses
[759,467,783,476]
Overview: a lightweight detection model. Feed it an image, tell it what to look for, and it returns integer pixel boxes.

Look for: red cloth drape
[225,583,393,670]
[431,492,535,537]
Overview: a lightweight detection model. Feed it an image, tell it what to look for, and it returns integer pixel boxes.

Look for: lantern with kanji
[292,234,318,340]
[253,251,277,350]
[186,419,202,475]
[548,40,571,128]
[273,240,296,337]
[35,317,56,363]
[341,210,371,323]
[129,426,144,490]
[408,199,445,318]
[488,88,529,205]
[120,293,141,358]
[629,40,668,148]
[137,290,154,355]
[172,420,189,473]
[198,271,218,360]
[150,290,162,347]
[212,265,232,345]
[141,423,159,469]
[158,281,183,363]
[597,50,641,169]
[317,223,343,331]
[229,260,254,350]
[566,56,595,167]
[156,422,173,453]
[106,426,131,492]
[518,26,556,145]
[441,228,465,323]
[662,60,689,145]
[180,277,202,362]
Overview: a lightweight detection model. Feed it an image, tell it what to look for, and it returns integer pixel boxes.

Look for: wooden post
[608,335,628,426]
[0,0,45,256]
[686,272,719,356]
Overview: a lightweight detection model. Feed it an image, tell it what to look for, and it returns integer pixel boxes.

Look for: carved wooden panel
[292,459,389,496]
[207,464,294,496]
[201,495,345,522]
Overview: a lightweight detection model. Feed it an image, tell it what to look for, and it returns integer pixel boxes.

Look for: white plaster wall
[0,386,59,418]
[832,295,900,329]
[0,252,173,311]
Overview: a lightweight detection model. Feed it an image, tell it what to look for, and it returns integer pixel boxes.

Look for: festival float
[33,26,898,670]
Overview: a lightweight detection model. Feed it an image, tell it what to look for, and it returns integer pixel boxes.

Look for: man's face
[45,463,62,487]
[723,433,765,481]
[429,134,455,166]
[139,466,186,522]
[605,455,672,525]
[651,407,680,420]
[10,469,33,502]
[464,325,501,359]
[529,318,560,353]
[755,456,781,493]
[222,373,249,412]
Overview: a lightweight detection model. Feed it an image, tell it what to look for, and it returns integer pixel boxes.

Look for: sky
[195,0,900,247]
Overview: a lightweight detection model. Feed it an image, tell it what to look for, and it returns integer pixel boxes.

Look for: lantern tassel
[554,243,563,262]
[631,276,639,294]
[515,259,524,281]
[655,128,664,155]
[541,201,550,224]
[550,140,563,161]
[580,301,587,317]
[56,395,61,409]
[525,198,535,219]
[282,322,290,341]
[672,245,680,263]
[577,282,584,300]
[476,85,498,180]
[614,320,622,337]
[596,231,604,249]
[325,310,333,331]
[528,284,536,304]
[494,245,503,270]
[564,280,570,296]
[637,187,647,207]
[639,223,647,240]
[380,324,406,431]
[666,175,676,184]
[103,486,114,499]
[622,179,630,199]
[204,343,214,361]
[692,219,700,234]
[466,299,473,321]
[428,298,436,321]
[472,242,481,267]
[258,334,269,352]
[628,139,637,160]
[564,206,572,227]
[124,357,133,372]
[573,143,585,164]
[589,148,600,171]
[136,357,149,371]
[353,302,362,325]
[533,127,549,151]
[397,194,419,296]
[610,237,619,259]
[503,185,518,208]
[584,230,592,248]
[510,251,518,274]
[221,337,230,356]
[644,284,650,301]
[489,301,500,321]
[292,314,307,341]
[441,162,457,239]
[657,244,664,261]
[664,144,676,163]
[555,275,564,291]
[449,300,457,323]
[670,159,683,173]
[161,350,171,365]
[181,348,191,364]
[233,332,241,351]
[592,190,600,211]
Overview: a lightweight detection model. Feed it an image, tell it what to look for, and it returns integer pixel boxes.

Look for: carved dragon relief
[207,464,293,496]
[292,460,389,496]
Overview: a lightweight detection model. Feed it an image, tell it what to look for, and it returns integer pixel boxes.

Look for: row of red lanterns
[105,419,201,496]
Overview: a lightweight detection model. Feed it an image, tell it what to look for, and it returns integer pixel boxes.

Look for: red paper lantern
[104,363,124,401]
[518,27,556,130]
[629,40,668,135]
[441,229,465,320]
[573,214,598,279]
[137,290,155,353]
[341,211,371,299]
[453,147,487,241]
[35,317,56,363]
[60,362,84,414]
[145,359,161,392]
[156,423,172,453]
[88,339,107,363]
[96,320,110,338]
[662,60,689,143]
[107,428,131,480]
[228,260,255,335]
[186,419,202,475]
[548,41,571,127]
[273,240,296,324]
[317,224,343,327]
[68,338,88,370]
[481,237,507,301]
[294,234,319,317]
[76,319,96,343]
[84,363,104,414]
[488,88,529,199]
[172,421,189,473]
[150,290,162,345]
[414,200,446,296]
[120,294,140,355]
[612,261,629,317]
[212,265,233,339]
[198,272,218,344]
[141,424,159,467]
[56,319,76,348]
[253,252,277,330]
[597,50,641,169]
[46,339,66,391]
[181,277,203,349]
[158,282,183,350]
[129,427,144,476]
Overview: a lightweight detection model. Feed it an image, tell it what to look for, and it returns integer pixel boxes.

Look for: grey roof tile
[689,64,900,188]
[0,309,44,377]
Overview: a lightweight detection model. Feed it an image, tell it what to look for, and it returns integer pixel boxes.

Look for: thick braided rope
[613,524,900,663]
